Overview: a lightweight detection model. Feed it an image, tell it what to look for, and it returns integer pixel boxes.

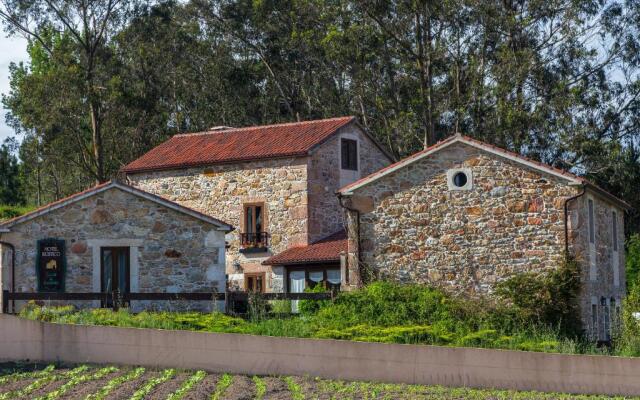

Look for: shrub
[626,234,640,291]
[495,256,582,338]
[0,205,33,221]
[616,284,640,356]
[298,285,333,316]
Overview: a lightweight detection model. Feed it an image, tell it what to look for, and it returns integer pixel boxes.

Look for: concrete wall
[1,315,639,396]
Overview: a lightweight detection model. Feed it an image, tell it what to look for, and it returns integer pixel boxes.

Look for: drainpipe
[0,238,15,313]
[337,193,361,287]
[564,185,587,256]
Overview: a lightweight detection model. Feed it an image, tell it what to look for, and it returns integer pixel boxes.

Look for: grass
[0,363,634,399]
[19,281,628,357]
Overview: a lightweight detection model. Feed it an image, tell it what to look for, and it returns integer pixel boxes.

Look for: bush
[0,205,34,221]
[495,256,582,338]
[626,234,640,291]
[616,284,640,356]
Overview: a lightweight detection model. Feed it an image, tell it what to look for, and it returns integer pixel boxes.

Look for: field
[0,362,634,400]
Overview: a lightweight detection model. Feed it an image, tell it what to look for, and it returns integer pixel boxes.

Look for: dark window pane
[255,206,262,233]
[245,206,254,234]
[341,139,358,170]
[612,211,618,251]
[588,199,595,243]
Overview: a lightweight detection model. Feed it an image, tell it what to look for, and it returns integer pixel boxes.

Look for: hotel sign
[36,239,66,292]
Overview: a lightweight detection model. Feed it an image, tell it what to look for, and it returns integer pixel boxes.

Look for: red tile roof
[122,116,356,173]
[262,230,347,266]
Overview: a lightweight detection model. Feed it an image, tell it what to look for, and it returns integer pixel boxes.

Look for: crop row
[0,364,630,399]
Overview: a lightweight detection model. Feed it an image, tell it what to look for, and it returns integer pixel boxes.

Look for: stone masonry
[341,141,626,334]
[0,185,227,312]
[127,122,391,292]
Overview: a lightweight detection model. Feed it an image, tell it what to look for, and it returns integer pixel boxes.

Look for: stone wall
[127,157,309,292]
[572,193,626,339]
[346,142,578,294]
[0,186,225,312]
[343,141,626,331]
[307,125,391,242]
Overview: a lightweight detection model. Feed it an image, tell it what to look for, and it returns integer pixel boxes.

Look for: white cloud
[0,34,29,142]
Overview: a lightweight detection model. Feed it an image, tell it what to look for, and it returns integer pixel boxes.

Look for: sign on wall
[36,239,66,292]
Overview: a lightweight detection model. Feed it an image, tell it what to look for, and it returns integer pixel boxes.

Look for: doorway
[100,247,130,307]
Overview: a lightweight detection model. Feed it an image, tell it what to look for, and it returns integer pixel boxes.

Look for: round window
[453,172,468,188]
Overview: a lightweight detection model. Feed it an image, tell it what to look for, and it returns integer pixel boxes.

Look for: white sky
[0,34,29,142]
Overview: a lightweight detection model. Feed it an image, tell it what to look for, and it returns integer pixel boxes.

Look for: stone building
[337,134,629,341]
[0,181,232,312]
[122,116,392,294]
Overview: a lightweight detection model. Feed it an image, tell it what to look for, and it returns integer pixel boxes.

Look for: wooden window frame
[244,272,266,293]
[243,203,265,234]
[285,265,341,292]
[341,138,358,171]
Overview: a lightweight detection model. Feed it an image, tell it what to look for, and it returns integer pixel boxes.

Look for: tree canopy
[1,0,640,233]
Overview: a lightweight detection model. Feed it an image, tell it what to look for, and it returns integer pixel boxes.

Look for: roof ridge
[174,116,355,137]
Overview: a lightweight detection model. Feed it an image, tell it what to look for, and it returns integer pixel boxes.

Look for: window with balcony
[241,203,269,252]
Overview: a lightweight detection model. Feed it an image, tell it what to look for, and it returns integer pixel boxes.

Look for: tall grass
[18,281,638,356]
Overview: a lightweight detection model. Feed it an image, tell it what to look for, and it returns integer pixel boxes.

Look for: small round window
[453,172,468,188]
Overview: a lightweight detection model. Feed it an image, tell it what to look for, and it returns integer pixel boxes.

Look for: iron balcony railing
[240,232,270,249]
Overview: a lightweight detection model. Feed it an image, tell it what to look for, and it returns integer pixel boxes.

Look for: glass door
[100,247,130,308]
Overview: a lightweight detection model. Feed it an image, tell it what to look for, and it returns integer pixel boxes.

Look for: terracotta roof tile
[263,230,347,265]
[122,116,355,173]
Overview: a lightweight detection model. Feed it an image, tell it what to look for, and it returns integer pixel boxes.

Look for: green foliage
[283,376,304,400]
[626,234,640,291]
[0,139,24,206]
[0,204,34,221]
[168,370,207,400]
[211,373,233,400]
[616,284,640,357]
[34,366,118,400]
[130,369,175,400]
[298,284,333,316]
[495,257,582,337]
[252,376,266,400]
[86,367,145,400]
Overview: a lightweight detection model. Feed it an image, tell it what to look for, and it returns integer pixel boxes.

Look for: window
[591,300,598,340]
[245,273,265,293]
[287,267,341,293]
[588,199,595,244]
[241,204,268,250]
[602,297,611,341]
[341,139,358,170]
[446,168,473,191]
[100,247,130,308]
[244,204,263,234]
[612,211,618,251]
[453,172,467,187]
